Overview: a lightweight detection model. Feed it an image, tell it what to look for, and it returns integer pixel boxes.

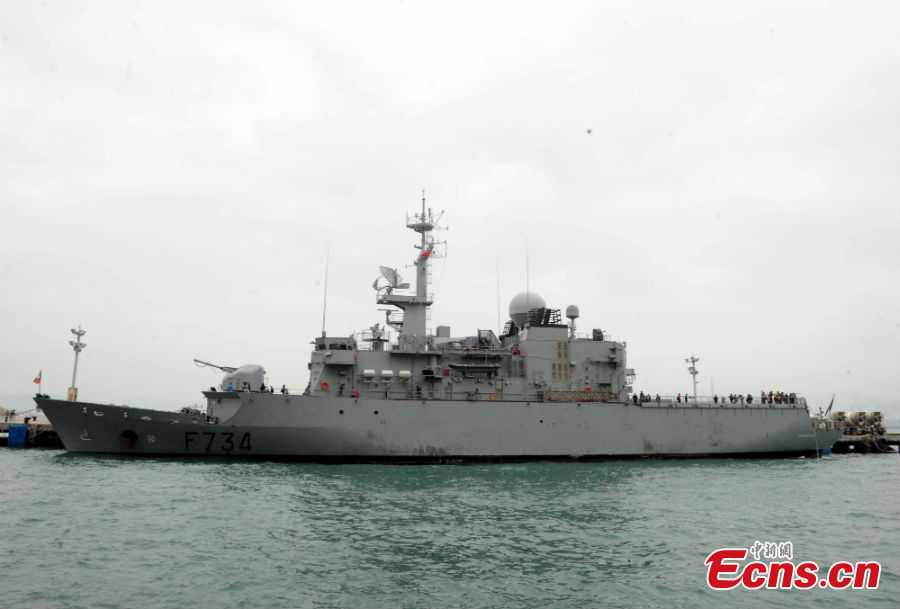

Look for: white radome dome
[509,291,545,326]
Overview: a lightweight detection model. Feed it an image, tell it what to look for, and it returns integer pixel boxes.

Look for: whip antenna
[525,238,530,313]
[496,260,501,334]
[321,243,330,337]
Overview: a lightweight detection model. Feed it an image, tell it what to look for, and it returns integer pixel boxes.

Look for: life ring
[584,387,592,392]
[489,393,498,401]
[319,381,330,391]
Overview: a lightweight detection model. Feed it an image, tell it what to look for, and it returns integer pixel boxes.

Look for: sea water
[1,451,897,608]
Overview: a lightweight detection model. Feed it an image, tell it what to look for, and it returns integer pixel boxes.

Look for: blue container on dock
[8,424,27,449]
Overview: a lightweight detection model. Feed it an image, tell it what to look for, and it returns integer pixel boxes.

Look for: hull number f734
[185,431,252,452]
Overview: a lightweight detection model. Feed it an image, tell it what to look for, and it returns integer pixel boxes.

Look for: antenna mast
[68,325,86,401]
[496,261,501,334]
[321,244,330,337]
[685,354,700,402]
[525,238,530,313]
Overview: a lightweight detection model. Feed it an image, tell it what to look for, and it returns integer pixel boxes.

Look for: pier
[0,415,64,449]
[830,433,898,454]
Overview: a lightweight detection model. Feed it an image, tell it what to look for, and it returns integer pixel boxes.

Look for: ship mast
[375,193,442,352]
[68,325,87,401]
[413,191,430,304]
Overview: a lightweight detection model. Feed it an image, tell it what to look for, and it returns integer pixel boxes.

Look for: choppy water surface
[1,451,897,608]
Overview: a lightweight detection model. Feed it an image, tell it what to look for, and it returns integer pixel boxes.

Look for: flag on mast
[824,394,834,416]
[33,371,42,384]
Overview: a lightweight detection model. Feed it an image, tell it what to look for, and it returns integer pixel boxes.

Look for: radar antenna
[360,322,390,350]
[369,323,385,340]
[373,266,409,294]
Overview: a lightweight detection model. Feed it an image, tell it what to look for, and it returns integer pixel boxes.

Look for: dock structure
[831,433,898,454]
[0,418,64,449]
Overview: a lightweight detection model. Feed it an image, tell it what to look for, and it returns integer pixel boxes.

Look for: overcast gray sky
[2,0,898,417]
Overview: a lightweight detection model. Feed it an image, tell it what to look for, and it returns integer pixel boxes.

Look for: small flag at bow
[33,370,42,384]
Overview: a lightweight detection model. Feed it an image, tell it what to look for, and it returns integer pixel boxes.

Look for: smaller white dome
[509,291,545,325]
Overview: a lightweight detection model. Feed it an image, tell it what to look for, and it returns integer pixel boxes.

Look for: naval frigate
[35,202,842,460]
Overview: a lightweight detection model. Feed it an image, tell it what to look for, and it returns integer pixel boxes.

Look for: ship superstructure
[308,201,628,408]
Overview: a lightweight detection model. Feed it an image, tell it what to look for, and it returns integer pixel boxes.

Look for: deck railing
[246,388,810,407]
[633,395,807,408]
[220,384,810,410]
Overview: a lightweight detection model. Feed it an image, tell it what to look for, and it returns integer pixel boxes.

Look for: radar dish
[379,266,405,287]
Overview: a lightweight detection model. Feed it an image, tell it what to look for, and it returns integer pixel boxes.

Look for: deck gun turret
[194,359,266,392]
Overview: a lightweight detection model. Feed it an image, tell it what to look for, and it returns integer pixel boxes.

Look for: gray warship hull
[35,394,842,460]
